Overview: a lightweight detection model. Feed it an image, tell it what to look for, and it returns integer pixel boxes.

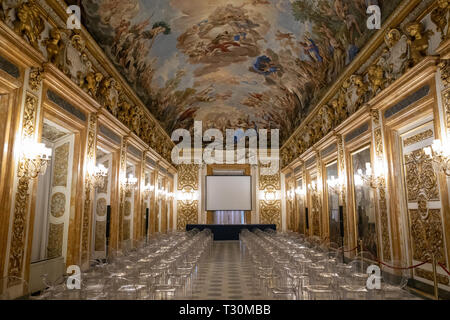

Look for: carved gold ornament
[44,28,65,68]
[405,22,433,68]
[177,164,199,190]
[431,0,450,41]
[260,200,282,229]
[29,67,43,92]
[410,209,446,265]
[13,0,45,50]
[176,200,198,231]
[8,92,38,284]
[404,149,440,202]
[404,130,434,147]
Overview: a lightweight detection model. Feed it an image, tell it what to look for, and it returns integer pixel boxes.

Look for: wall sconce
[88,163,108,189]
[308,181,319,196]
[355,160,386,189]
[295,186,306,198]
[263,187,278,202]
[327,175,345,196]
[122,174,138,193]
[19,139,52,179]
[157,187,168,200]
[424,140,450,176]
[179,187,196,204]
[143,184,154,199]
[287,189,295,202]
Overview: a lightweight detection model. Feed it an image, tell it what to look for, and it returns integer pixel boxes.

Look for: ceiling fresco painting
[82,0,402,143]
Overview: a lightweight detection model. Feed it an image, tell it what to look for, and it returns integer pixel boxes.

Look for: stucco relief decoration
[96,198,107,217]
[29,67,43,92]
[52,142,70,187]
[47,223,63,259]
[410,209,446,266]
[176,201,198,231]
[260,200,282,229]
[50,192,66,218]
[404,130,434,147]
[280,14,434,169]
[94,221,106,251]
[13,0,45,50]
[177,164,199,190]
[404,149,440,202]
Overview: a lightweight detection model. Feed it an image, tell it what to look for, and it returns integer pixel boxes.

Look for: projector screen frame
[205,175,253,211]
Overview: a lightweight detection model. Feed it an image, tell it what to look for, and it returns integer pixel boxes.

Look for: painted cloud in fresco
[82,0,401,143]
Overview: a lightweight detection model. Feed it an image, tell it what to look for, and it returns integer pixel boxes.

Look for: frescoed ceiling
[79,0,402,143]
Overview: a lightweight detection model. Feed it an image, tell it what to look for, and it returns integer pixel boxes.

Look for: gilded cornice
[45,0,174,148]
[282,0,429,151]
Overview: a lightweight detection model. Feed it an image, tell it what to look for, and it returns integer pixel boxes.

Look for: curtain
[213,211,245,224]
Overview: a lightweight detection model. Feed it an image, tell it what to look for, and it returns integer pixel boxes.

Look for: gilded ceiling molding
[0,0,174,167]
[281,1,435,170]
[7,92,38,285]
[81,113,97,263]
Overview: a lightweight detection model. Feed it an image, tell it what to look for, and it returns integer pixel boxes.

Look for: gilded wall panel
[52,143,69,187]
[177,164,199,190]
[94,221,106,251]
[404,150,440,202]
[410,209,446,265]
[176,201,198,231]
[260,200,282,229]
[50,192,66,218]
[47,223,64,259]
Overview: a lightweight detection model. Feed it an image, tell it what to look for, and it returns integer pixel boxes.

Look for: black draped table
[186,224,276,241]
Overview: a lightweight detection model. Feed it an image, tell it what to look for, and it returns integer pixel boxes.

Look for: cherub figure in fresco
[276,30,295,47]
[319,23,345,77]
[334,0,348,21]
[344,13,363,44]
[299,34,323,63]
[207,31,241,53]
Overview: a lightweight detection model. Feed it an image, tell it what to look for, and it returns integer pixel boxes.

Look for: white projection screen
[206,176,252,211]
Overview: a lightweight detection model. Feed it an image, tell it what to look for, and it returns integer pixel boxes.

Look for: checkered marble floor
[187,241,267,300]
